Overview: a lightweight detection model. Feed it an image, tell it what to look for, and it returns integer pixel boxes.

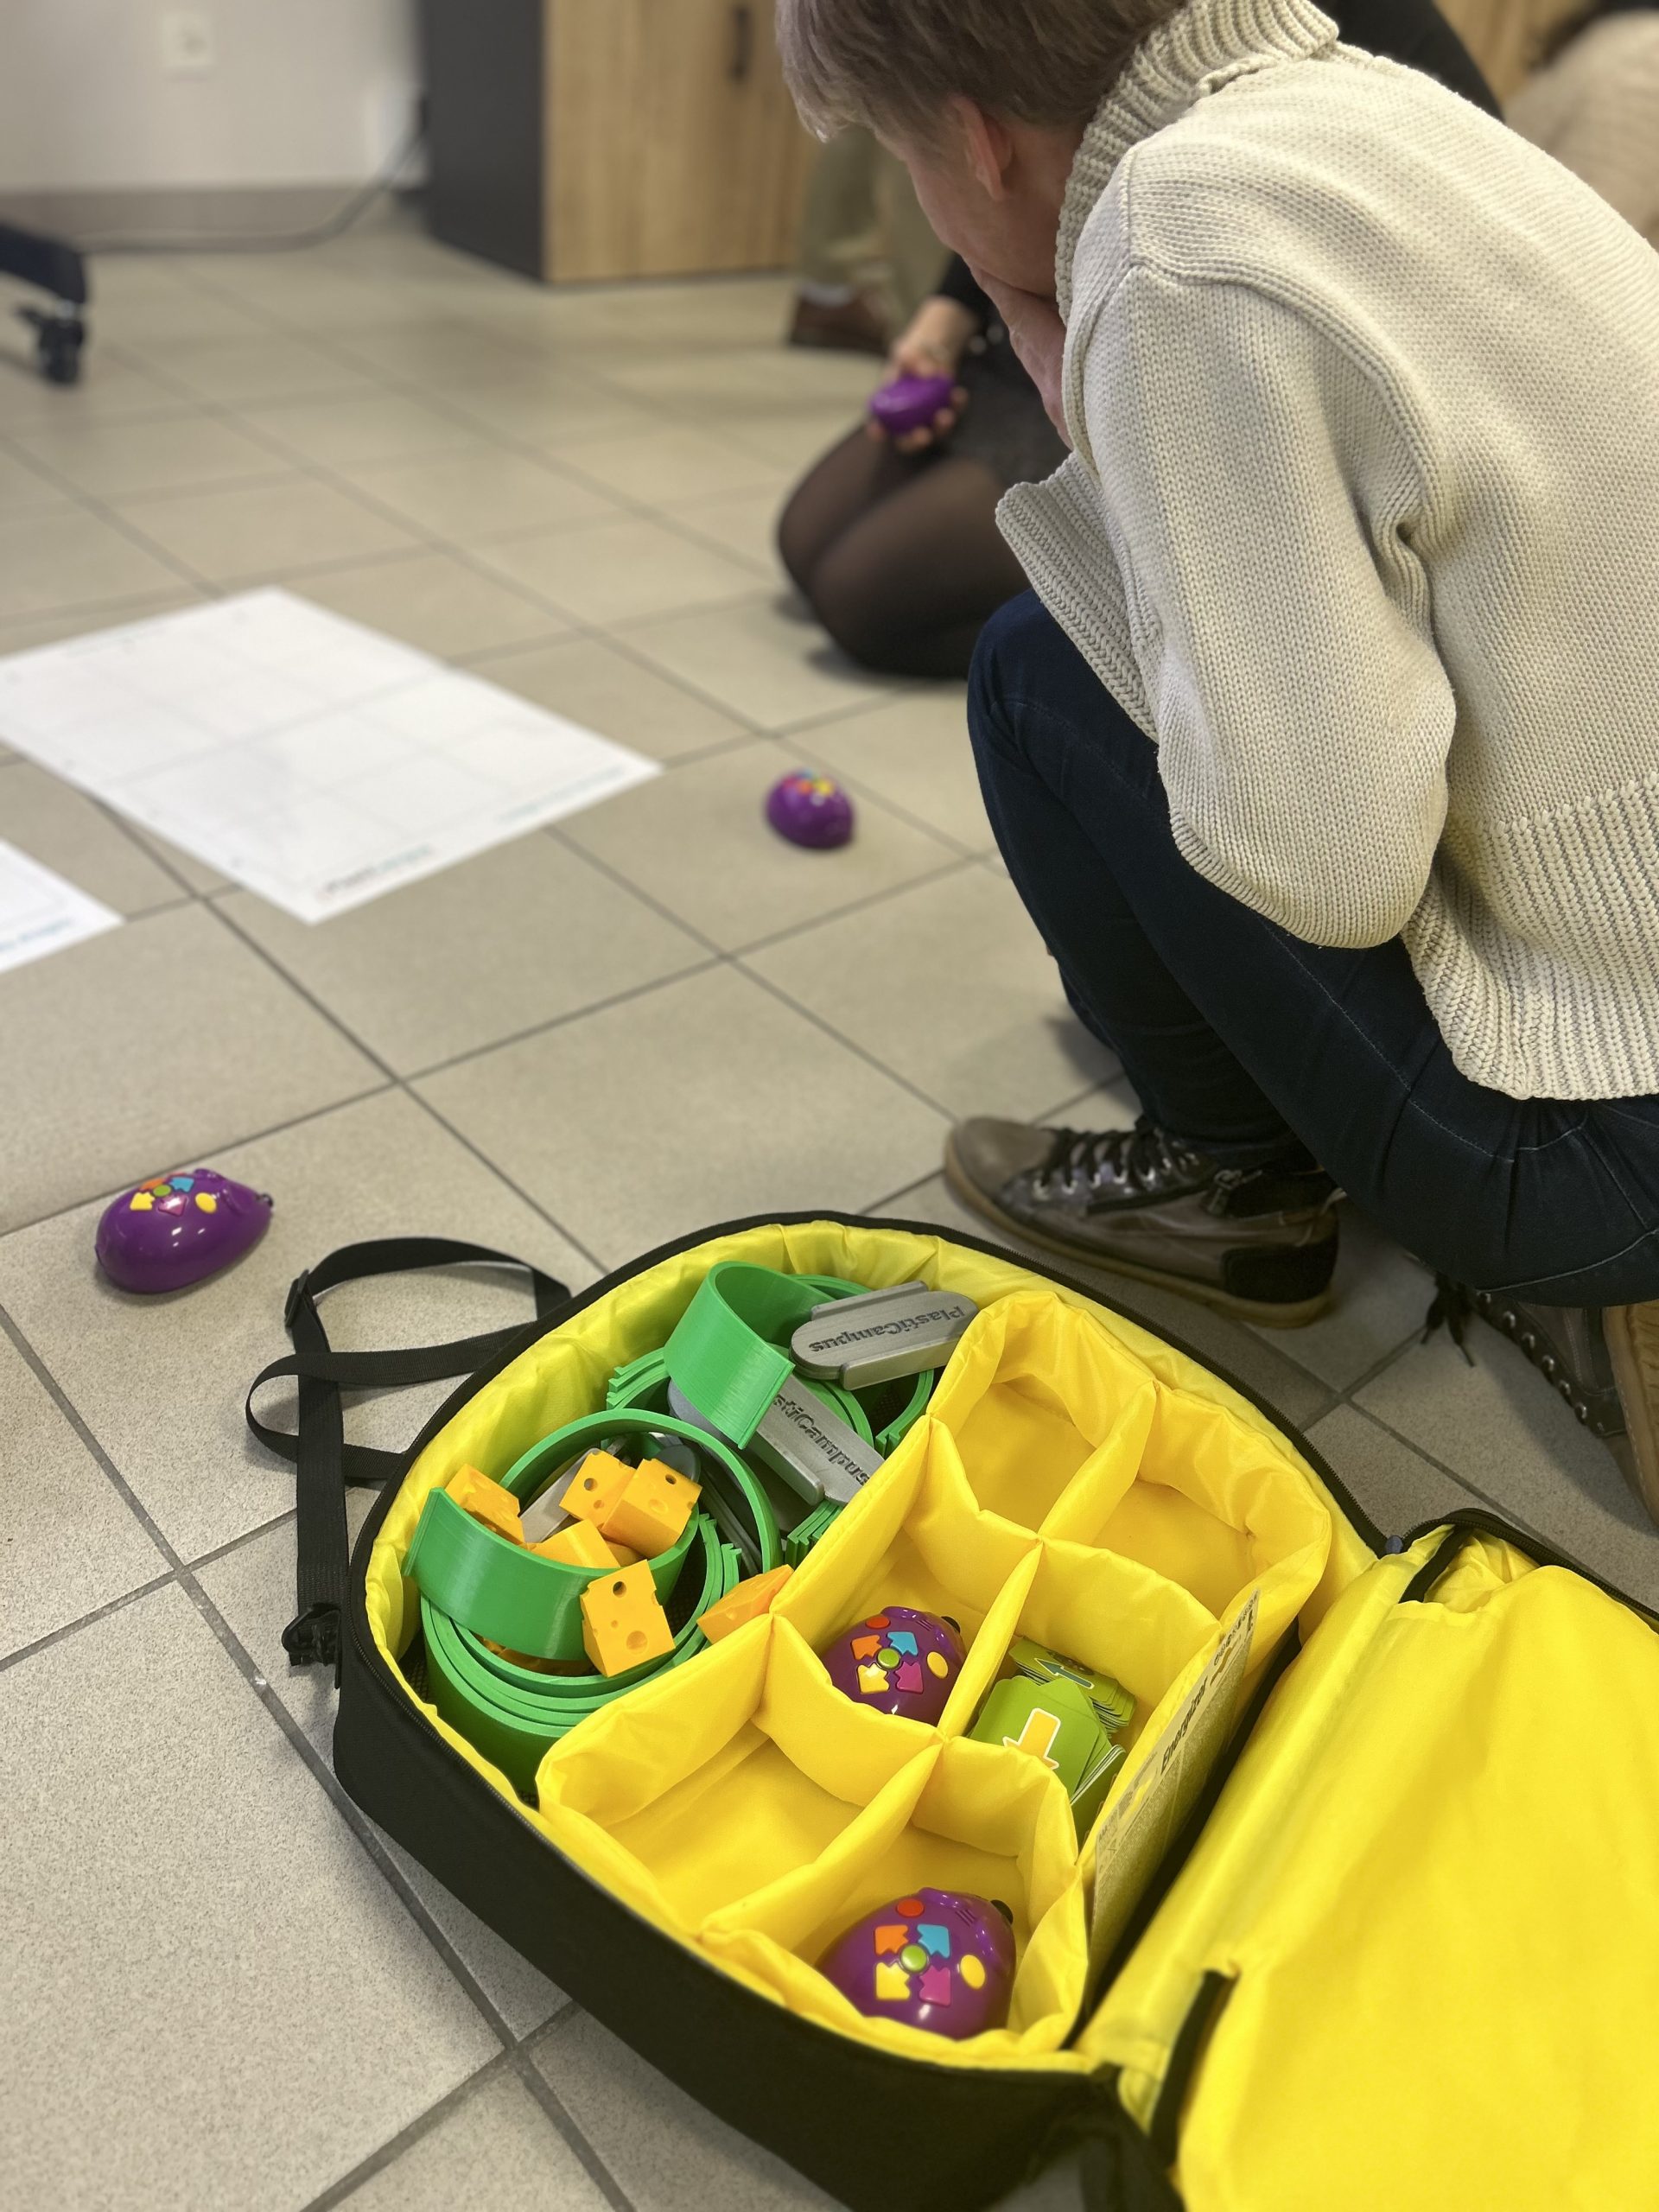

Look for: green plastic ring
[422,1516,739,1795]
[405,1410,774,1662]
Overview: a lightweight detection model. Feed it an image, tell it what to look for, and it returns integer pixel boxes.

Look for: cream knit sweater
[1000,0,1659,1102]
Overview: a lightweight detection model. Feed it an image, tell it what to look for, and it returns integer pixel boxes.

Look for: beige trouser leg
[796,130,883,294]
[877,146,947,321]
[796,132,945,315]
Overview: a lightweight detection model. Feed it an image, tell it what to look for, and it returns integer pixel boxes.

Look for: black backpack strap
[246,1237,570,1675]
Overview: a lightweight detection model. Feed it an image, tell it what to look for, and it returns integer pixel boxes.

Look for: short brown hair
[778,0,1179,142]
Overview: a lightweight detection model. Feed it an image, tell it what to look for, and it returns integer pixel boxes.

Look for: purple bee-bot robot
[818,1886,1015,2039]
[868,372,957,441]
[766,771,855,849]
[96,1168,272,1294]
[823,1605,965,1725]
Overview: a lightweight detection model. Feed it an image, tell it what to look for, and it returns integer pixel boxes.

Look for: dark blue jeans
[969,593,1659,1306]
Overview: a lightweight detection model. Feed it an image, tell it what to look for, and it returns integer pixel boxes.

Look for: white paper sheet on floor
[0,839,122,973]
[0,589,661,923]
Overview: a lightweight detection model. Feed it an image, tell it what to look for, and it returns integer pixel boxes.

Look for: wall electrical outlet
[160,9,215,75]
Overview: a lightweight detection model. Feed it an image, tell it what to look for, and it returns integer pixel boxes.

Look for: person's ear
[949,97,1015,200]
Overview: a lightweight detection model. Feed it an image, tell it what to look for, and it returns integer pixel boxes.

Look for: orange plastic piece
[530,1521,616,1570]
[601,1457,702,1558]
[696,1564,793,1643]
[561,1450,634,1534]
[445,1465,524,1544]
[581,1561,676,1677]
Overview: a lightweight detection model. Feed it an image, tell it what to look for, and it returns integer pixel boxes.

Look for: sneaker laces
[1422,1274,1599,1424]
[1031,1119,1208,1201]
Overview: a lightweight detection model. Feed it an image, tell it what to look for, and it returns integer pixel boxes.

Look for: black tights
[776,428,1031,681]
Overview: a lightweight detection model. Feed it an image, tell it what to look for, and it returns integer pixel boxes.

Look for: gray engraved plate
[751,1376,885,1506]
[791,1282,978,1389]
[518,1450,600,1544]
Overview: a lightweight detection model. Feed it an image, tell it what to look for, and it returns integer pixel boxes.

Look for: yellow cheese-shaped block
[601,1457,702,1558]
[561,1450,633,1533]
[530,1521,616,1570]
[445,1464,524,1545]
[698,1565,793,1643]
[581,1561,676,1677]
[607,1542,641,1567]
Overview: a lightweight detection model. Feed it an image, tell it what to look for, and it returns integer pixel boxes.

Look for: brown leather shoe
[945,1116,1340,1326]
[787,289,890,356]
[1433,1285,1659,1524]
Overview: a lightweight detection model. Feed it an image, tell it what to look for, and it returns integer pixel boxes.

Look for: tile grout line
[203,893,611,1279]
[0,1079,397,1240]
[511,2031,640,2212]
[292,2047,525,2212]
[0,1287,524,2049]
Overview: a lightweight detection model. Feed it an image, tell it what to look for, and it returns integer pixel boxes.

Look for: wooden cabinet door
[546,0,816,280]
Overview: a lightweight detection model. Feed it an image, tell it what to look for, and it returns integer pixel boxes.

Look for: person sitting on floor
[777,0,1497,681]
[778,0,1659,1513]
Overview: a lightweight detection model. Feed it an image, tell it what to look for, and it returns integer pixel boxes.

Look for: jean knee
[968,589,1052,763]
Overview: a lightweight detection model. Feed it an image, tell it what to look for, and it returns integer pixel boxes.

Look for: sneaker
[1427,1284,1659,1523]
[787,289,890,356]
[944,1116,1340,1326]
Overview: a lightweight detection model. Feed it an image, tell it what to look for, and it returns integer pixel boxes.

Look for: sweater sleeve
[1085,261,1458,948]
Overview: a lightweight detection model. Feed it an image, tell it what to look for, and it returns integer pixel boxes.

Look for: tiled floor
[3,211,1656,2212]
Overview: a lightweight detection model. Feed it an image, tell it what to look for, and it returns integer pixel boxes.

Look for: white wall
[0,1,421,193]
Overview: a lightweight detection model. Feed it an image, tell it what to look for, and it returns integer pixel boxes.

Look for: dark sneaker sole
[1604,1301,1659,1525]
[944,1136,1335,1331]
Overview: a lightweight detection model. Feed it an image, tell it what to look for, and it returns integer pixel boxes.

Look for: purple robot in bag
[818,1886,1015,2039]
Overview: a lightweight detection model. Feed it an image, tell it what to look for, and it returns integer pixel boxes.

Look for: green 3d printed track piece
[664,1263,868,1447]
[422,1515,738,1796]
[404,1409,775,1662]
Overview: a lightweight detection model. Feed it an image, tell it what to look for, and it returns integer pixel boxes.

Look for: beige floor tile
[1304,1402,1491,1547]
[334,442,622,544]
[0,1584,499,2212]
[0,503,188,620]
[747,868,1116,1120]
[806,687,993,853]
[198,1511,569,2038]
[334,315,549,387]
[131,329,378,405]
[0,760,192,914]
[622,594,895,730]
[239,388,483,467]
[0,1332,164,1661]
[462,634,748,763]
[558,423,787,506]
[221,834,706,1075]
[0,443,73,511]
[0,347,189,429]
[443,376,663,454]
[0,588,211,658]
[532,2012,834,2212]
[886,1165,1338,1433]
[91,287,278,349]
[477,514,765,626]
[335,2073,605,2212]
[7,410,291,501]
[561,738,957,950]
[289,550,570,658]
[113,474,417,586]
[659,485,787,575]
[1357,1329,1659,1608]
[715,406,868,474]
[416,964,949,1266]
[606,344,872,416]
[1251,1209,1432,1392]
[0,1089,593,1559]
[0,902,379,1235]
